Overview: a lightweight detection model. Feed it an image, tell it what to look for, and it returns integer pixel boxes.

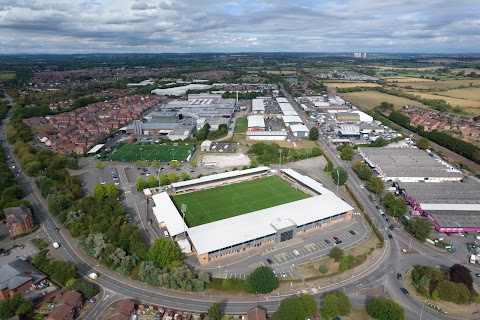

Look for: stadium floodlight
[181,204,187,236]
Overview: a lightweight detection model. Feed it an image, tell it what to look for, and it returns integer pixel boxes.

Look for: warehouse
[398,179,480,233]
[246,131,287,141]
[290,124,309,138]
[358,148,463,182]
[247,115,266,131]
[336,112,360,122]
[252,99,266,115]
[337,125,360,139]
[282,115,303,126]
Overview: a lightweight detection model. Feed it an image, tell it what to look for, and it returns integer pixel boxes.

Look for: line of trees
[352,161,385,194]
[248,143,322,165]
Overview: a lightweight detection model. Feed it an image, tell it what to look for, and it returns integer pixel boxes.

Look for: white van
[470,254,476,264]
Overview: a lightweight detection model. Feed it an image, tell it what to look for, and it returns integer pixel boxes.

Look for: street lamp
[181,204,187,237]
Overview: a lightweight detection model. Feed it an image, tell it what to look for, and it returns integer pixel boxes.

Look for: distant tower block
[363,53,367,58]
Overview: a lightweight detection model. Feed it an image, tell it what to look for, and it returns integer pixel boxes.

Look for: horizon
[1,0,479,54]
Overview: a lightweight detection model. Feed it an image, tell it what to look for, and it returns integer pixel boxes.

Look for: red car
[333,236,342,244]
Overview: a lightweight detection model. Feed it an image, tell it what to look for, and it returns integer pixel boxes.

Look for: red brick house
[4,205,34,237]
[46,291,83,320]
[0,258,47,300]
[111,299,135,320]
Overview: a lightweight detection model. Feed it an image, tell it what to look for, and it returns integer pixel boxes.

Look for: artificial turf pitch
[108,144,194,162]
[172,175,309,227]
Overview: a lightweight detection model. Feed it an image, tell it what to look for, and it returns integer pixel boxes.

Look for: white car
[360,185,364,189]
[293,250,299,256]
[101,182,106,185]
[145,173,151,176]
[164,231,170,237]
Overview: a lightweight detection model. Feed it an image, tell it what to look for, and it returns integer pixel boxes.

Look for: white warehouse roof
[87,144,105,154]
[252,99,265,112]
[282,110,298,116]
[353,111,374,122]
[248,115,265,128]
[282,115,303,124]
[290,124,309,133]
[276,97,288,103]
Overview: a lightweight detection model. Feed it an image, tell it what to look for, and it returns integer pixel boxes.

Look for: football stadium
[152,167,354,265]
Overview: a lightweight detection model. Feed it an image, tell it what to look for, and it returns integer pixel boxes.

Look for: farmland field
[404,91,480,115]
[172,175,309,227]
[0,72,15,80]
[343,91,429,109]
[325,82,381,88]
[108,144,195,162]
[394,79,480,90]
[434,88,480,101]
[383,76,436,83]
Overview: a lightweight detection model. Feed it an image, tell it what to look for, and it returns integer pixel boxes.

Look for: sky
[0,0,479,54]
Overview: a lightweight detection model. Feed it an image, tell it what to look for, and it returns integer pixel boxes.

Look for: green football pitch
[108,144,195,162]
[172,175,309,227]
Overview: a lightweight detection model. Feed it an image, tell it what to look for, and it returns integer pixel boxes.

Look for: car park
[397,273,402,280]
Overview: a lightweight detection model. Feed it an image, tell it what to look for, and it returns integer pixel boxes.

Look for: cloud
[0,0,478,53]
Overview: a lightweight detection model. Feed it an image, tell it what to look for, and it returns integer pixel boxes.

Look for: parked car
[293,250,299,256]
[388,234,393,239]
[324,239,331,245]
[86,298,96,303]
[397,273,402,280]
[164,230,170,237]
[333,236,342,244]
[282,271,286,278]
[349,230,356,235]
[266,258,273,265]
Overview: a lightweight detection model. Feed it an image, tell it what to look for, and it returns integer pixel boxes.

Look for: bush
[339,255,356,272]
[367,297,404,320]
[67,279,99,299]
[245,266,279,294]
[328,247,344,262]
[319,264,329,274]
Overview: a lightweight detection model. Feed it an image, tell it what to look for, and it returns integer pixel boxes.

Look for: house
[246,306,268,320]
[0,258,47,300]
[46,291,83,320]
[201,140,212,151]
[110,299,135,320]
[4,205,34,237]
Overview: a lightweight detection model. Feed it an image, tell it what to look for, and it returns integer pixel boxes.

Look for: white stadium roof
[248,115,265,128]
[281,169,333,195]
[276,97,288,103]
[152,192,189,236]
[282,110,298,116]
[87,144,105,154]
[187,190,353,255]
[171,167,270,189]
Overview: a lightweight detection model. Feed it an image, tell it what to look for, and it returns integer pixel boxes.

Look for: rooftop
[399,180,480,205]
[248,115,265,128]
[0,258,46,291]
[282,115,303,123]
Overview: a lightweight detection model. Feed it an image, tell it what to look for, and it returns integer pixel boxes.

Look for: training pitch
[172,175,309,227]
[108,144,195,162]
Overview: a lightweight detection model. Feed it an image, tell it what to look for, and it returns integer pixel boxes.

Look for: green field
[109,144,195,162]
[172,175,309,227]
[234,116,247,133]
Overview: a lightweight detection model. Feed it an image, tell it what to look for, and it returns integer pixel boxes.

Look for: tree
[207,302,222,320]
[47,194,72,216]
[274,296,307,320]
[407,217,431,242]
[147,175,158,188]
[0,294,34,319]
[245,266,279,294]
[308,127,319,140]
[191,160,197,167]
[168,172,179,183]
[67,279,99,299]
[159,174,169,186]
[151,160,159,168]
[367,297,404,320]
[299,294,318,316]
[147,238,182,268]
[180,172,190,181]
[250,158,259,168]
[93,183,106,199]
[367,176,384,194]
[105,181,119,198]
[436,279,471,304]
[416,137,430,149]
[324,161,333,172]
[328,246,344,262]
[331,167,348,186]
[358,165,373,181]
[320,293,340,320]
[449,264,473,290]
[319,264,329,274]
[96,162,102,169]
[335,291,351,315]
[135,177,148,191]
[337,144,354,161]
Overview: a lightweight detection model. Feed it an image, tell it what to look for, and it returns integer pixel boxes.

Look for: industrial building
[282,115,303,126]
[290,124,309,138]
[396,179,480,233]
[248,115,266,131]
[151,84,213,96]
[358,147,463,182]
[252,99,266,115]
[151,168,353,264]
[337,125,361,139]
[336,112,360,122]
[246,131,287,141]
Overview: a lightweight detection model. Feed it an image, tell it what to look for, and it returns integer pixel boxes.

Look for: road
[0,94,472,320]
